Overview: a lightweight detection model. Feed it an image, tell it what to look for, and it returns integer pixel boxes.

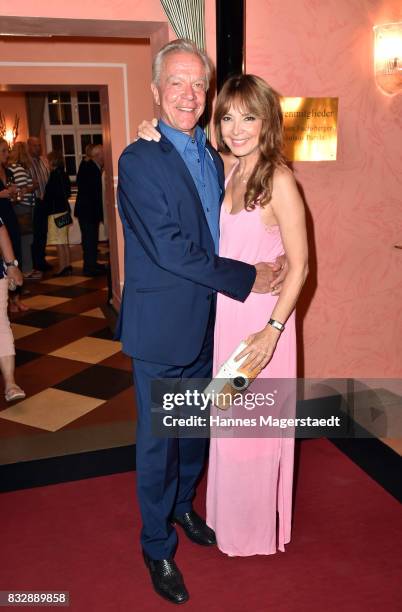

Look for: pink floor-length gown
[206,165,296,556]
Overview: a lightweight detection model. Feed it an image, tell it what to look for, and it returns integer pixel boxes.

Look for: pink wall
[246,0,402,378]
[0,0,170,22]
[0,92,29,143]
[0,0,215,57]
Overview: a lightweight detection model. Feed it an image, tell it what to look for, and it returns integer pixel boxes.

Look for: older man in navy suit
[116,39,281,605]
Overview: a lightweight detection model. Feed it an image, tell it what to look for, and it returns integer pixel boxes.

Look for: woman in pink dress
[205,75,308,556]
[137,74,308,557]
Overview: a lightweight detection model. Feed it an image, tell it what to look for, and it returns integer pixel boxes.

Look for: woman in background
[0,218,25,402]
[8,141,36,277]
[44,151,72,277]
[0,138,27,313]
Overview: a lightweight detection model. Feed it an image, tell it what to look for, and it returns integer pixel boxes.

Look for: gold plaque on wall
[281,97,338,161]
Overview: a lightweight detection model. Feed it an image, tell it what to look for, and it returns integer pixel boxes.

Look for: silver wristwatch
[268,318,285,332]
[5,259,18,268]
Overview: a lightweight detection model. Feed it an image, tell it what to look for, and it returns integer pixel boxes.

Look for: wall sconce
[373,22,402,96]
[0,111,20,149]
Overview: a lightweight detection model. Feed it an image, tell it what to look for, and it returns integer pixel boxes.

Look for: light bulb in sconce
[0,111,19,149]
[373,22,402,96]
[5,129,14,148]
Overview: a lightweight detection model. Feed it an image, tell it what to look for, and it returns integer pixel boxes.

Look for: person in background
[0,138,27,313]
[0,217,25,402]
[44,151,72,277]
[28,136,50,279]
[8,142,36,275]
[83,143,94,161]
[75,144,105,276]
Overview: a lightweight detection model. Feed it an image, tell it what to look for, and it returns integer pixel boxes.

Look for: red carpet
[0,439,400,611]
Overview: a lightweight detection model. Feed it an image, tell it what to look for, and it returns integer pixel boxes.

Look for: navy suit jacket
[115,130,256,366]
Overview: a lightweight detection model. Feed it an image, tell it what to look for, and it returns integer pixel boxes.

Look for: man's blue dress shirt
[159,120,221,253]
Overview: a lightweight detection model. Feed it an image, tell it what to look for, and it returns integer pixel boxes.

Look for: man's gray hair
[152,38,213,90]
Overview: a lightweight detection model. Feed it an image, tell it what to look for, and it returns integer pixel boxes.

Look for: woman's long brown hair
[214,74,286,210]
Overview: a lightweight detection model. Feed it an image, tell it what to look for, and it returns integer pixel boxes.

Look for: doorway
[0,16,168,307]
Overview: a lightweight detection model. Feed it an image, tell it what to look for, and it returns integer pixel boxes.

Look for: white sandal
[5,385,26,402]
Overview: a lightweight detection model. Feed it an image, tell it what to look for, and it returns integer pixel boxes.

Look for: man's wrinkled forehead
[160,51,207,82]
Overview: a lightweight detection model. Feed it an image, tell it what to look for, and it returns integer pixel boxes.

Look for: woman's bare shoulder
[272,164,298,195]
[273,163,294,183]
[271,163,304,219]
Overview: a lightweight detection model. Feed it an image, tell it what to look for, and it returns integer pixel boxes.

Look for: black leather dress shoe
[143,550,189,605]
[172,510,216,546]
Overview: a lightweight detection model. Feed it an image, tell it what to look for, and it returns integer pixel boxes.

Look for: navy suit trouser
[78,218,100,273]
[132,299,215,560]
